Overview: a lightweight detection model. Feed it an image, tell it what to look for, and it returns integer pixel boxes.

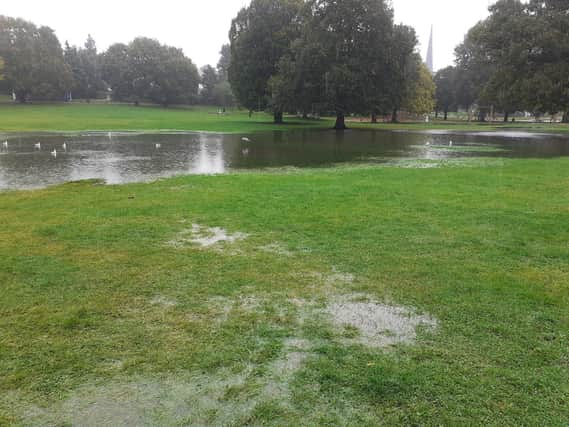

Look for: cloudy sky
[2,0,492,71]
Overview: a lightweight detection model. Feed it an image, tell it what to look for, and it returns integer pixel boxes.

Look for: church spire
[426,25,434,73]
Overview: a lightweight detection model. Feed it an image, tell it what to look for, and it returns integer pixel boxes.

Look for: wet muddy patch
[325,295,437,348]
[167,223,248,250]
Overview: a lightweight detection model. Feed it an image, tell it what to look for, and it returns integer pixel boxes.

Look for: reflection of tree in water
[1,131,569,190]
[190,134,226,175]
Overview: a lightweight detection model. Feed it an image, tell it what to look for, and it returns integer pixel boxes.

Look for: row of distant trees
[228,0,435,128]
[435,0,569,122]
[0,15,234,107]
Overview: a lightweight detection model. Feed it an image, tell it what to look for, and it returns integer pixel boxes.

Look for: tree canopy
[102,38,200,106]
[228,0,430,128]
[64,35,105,100]
[447,0,569,121]
[0,15,72,102]
[229,0,304,123]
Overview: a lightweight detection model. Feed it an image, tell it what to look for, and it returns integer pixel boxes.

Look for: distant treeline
[2,0,567,125]
[0,16,233,107]
[435,0,569,122]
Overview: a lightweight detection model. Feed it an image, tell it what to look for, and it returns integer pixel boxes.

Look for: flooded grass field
[1,129,569,190]
[0,128,568,425]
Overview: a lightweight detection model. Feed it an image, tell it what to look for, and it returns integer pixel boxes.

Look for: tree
[434,66,456,120]
[454,0,569,121]
[101,43,132,101]
[217,44,231,81]
[292,0,396,129]
[405,60,436,116]
[0,15,72,102]
[526,0,569,121]
[200,65,219,105]
[454,21,494,121]
[385,24,419,123]
[64,35,105,100]
[102,38,199,106]
[229,0,303,123]
[212,80,235,108]
[0,55,4,81]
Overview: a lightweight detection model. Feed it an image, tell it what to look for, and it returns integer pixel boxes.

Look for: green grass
[0,159,568,425]
[1,102,569,134]
[0,103,326,133]
[350,119,569,133]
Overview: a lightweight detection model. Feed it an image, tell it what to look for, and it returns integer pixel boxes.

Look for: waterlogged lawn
[0,159,568,425]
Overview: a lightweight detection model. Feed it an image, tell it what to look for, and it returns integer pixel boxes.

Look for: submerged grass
[0,158,568,425]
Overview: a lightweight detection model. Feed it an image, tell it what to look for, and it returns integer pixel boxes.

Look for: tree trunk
[334,113,347,130]
[503,112,509,123]
[478,111,486,122]
[562,111,569,123]
[273,111,284,124]
[435,110,439,119]
[444,110,448,121]
[302,112,308,120]
[391,109,398,123]
[371,113,378,124]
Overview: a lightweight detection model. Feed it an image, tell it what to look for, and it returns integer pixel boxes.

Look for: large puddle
[1,129,568,190]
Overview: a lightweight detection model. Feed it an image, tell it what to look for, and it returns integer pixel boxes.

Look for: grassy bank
[1,159,567,425]
[0,103,325,133]
[1,102,569,134]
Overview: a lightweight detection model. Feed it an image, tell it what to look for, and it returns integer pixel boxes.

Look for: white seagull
[35,142,41,150]
[2,141,7,148]
[155,143,161,149]
[62,142,67,150]
[51,149,57,157]
[241,137,251,143]
[449,140,453,147]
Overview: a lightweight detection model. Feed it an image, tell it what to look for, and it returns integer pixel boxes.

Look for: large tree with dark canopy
[200,65,219,105]
[434,66,456,120]
[453,0,569,121]
[102,38,199,106]
[229,0,303,123]
[291,0,396,129]
[384,24,419,123]
[64,35,105,100]
[0,15,72,102]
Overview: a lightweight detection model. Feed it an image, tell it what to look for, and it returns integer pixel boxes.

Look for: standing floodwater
[1,129,569,190]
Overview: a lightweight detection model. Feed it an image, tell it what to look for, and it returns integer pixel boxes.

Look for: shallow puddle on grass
[326,295,437,348]
[167,223,248,249]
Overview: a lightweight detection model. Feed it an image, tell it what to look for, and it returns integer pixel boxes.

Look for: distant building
[426,26,434,73]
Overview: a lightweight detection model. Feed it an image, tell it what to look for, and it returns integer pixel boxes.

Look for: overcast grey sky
[1,0,492,71]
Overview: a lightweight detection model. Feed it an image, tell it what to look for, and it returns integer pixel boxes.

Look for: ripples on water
[0,130,568,190]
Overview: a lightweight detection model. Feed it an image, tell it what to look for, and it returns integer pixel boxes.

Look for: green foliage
[292,0,398,128]
[455,0,569,118]
[385,24,419,121]
[404,62,436,115]
[0,15,72,102]
[64,35,105,100]
[101,38,200,106]
[229,0,304,121]
[434,66,456,119]
[200,65,220,105]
